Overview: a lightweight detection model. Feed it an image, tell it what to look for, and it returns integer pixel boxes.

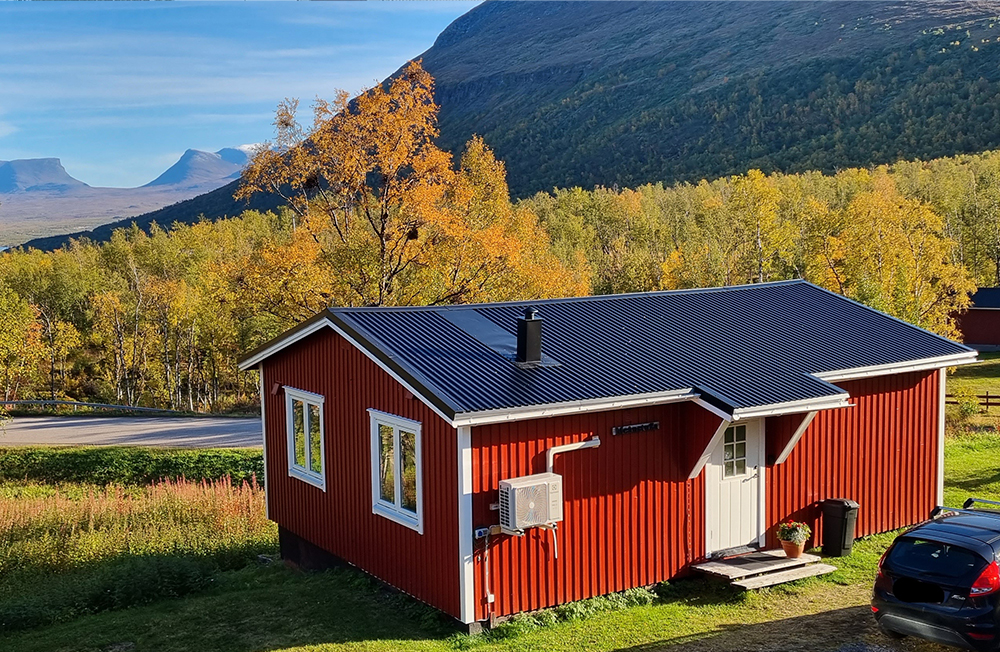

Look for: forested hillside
[420,1,1000,196]
[3,62,997,413]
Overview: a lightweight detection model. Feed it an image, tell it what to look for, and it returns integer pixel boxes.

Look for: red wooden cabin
[238,280,974,629]
[956,287,1000,348]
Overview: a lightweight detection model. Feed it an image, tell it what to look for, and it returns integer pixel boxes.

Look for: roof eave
[450,388,700,428]
[814,350,977,383]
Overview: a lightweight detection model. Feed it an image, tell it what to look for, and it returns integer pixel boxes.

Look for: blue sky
[0,1,478,188]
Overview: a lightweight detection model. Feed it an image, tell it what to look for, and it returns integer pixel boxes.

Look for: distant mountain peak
[0,158,89,194]
[143,147,251,188]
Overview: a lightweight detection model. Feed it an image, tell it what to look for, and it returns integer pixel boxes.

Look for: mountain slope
[418,1,1000,196]
[0,159,89,193]
[144,148,250,188]
[1,148,255,247]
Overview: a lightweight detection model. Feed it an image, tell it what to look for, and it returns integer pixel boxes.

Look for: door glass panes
[292,399,306,468]
[379,423,395,502]
[723,425,748,478]
[308,404,322,473]
[400,429,417,514]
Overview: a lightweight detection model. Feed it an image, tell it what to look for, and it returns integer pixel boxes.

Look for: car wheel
[878,624,906,641]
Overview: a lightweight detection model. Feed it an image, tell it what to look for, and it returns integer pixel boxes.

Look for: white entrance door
[705,420,765,554]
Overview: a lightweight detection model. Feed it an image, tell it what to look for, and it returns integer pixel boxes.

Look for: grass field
[3,432,997,652]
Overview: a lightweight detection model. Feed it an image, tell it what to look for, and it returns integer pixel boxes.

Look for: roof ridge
[328,279,809,313]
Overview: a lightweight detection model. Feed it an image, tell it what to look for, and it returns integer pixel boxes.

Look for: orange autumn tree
[237,61,585,316]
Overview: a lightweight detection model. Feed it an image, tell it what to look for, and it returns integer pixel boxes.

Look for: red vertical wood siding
[956,309,1000,345]
[472,370,939,620]
[765,370,940,549]
[471,402,720,621]
[262,328,460,618]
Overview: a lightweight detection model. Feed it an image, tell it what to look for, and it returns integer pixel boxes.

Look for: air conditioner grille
[498,472,563,532]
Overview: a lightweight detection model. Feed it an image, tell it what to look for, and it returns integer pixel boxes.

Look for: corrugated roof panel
[327,280,972,415]
[971,287,1000,309]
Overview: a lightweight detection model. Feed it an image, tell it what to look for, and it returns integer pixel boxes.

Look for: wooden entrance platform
[692,549,836,590]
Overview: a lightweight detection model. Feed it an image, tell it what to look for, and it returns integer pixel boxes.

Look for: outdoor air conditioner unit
[498,472,563,534]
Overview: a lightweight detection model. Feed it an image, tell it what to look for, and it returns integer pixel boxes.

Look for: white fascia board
[731,394,852,420]
[240,315,458,427]
[814,351,977,383]
[238,319,333,371]
[450,389,699,428]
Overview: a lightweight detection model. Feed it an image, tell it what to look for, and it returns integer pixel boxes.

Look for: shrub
[0,555,215,632]
[0,447,263,485]
[953,388,981,420]
[0,477,276,577]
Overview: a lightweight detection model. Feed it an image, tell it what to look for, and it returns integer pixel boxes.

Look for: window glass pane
[735,442,746,459]
[735,459,746,475]
[724,444,734,461]
[400,429,417,514]
[724,428,734,444]
[309,404,322,474]
[724,461,735,477]
[292,399,306,468]
[379,424,395,502]
[735,425,746,441]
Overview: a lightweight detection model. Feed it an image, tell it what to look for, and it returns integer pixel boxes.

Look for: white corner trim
[284,386,326,491]
[937,368,946,506]
[451,389,698,428]
[457,426,475,625]
[258,363,269,520]
[757,423,767,549]
[689,418,731,480]
[368,409,424,534]
[814,351,977,383]
[773,411,818,465]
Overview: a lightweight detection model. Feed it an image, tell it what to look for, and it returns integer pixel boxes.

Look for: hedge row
[0,447,264,485]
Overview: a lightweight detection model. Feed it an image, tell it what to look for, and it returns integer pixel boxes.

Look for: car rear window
[887,538,988,584]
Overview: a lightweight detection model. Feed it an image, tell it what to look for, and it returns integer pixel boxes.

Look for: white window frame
[368,409,423,534]
[284,387,326,490]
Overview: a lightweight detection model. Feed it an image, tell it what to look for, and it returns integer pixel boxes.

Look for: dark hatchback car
[872,498,1000,650]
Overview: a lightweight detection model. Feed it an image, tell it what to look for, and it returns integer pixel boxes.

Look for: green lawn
[4,433,997,652]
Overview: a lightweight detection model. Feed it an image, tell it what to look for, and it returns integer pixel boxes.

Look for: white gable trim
[238,318,332,371]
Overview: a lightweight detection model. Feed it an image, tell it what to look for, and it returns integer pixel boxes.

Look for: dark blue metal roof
[971,288,1000,309]
[321,280,973,418]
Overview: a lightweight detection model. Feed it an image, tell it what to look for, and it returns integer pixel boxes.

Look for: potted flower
[776,520,812,558]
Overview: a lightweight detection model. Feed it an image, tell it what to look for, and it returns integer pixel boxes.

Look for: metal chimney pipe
[516,307,542,363]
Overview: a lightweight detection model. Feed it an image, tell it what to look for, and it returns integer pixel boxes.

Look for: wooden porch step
[692,550,821,580]
[732,563,837,590]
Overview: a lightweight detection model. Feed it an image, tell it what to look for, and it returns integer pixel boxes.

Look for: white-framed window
[368,409,423,533]
[285,387,326,490]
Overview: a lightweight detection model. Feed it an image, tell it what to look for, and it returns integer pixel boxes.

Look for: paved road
[0,416,262,448]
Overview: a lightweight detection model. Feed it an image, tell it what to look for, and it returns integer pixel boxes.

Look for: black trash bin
[822,498,860,557]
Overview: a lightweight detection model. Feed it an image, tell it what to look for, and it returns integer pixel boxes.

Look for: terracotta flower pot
[781,540,805,558]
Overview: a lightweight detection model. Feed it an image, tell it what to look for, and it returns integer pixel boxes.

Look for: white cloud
[0,120,16,138]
